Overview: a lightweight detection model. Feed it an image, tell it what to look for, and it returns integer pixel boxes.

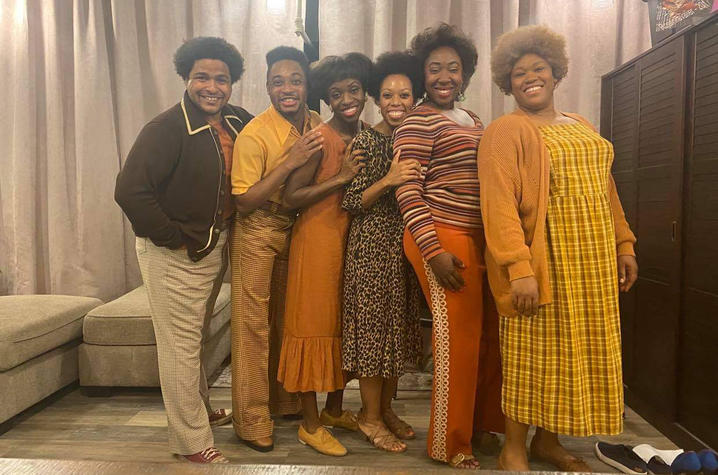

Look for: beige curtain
[0,0,302,299]
[318,0,651,125]
[0,0,650,300]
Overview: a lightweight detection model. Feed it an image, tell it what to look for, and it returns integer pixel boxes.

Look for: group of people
[115,21,639,471]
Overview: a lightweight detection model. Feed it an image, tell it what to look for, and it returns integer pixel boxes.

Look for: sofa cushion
[0,295,103,371]
[82,283,231,346]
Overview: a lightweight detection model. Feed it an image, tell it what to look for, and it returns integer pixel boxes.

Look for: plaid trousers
[135,230,228,455]
[231,209,301,440]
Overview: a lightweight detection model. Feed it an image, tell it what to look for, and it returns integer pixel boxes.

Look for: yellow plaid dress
[499,123,623,436]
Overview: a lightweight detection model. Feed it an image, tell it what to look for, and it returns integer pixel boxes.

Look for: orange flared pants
[404,224,504,462]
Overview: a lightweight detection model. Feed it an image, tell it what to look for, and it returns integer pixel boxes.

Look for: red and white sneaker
[209,408,232,426]
[177,446,229,464]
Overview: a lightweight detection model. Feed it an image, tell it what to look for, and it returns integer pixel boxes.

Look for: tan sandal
[357,416,407,453]
[530,439,592,472]
[449,453,481,469]
[383,410,416,440]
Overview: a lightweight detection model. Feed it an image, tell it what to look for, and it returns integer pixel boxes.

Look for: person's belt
[258,201,297,217]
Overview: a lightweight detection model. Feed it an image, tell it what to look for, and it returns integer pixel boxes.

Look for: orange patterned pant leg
[404,226,503,462]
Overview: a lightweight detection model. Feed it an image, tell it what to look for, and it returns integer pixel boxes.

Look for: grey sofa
[0,295,103,424]
[79,284,231,388]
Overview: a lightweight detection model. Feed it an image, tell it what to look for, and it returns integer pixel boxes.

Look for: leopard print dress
[341,128,422,378]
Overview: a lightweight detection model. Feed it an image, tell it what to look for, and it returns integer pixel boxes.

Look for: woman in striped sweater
[394,23,504,469]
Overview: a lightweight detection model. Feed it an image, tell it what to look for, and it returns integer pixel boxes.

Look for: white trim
[180,97,210,136]
[423,258,450,462]
[223,115,243,135]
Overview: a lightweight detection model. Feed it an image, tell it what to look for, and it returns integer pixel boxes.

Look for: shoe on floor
[208,408,232,426]
[298,425,347,456]
[698,450,718,474]
[671,451,702,474]
[319,408,358,431]
[177,447,229,464]
[594,442,648,474]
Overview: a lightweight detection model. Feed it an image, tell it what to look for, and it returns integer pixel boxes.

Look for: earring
[457,91,466,102]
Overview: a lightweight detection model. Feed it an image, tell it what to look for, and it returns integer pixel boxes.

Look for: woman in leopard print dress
[341,51,424,453]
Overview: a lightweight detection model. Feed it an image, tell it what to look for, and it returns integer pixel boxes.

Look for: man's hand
[285,130,324,170]
[510,276,539,316]
[428,251,465,292]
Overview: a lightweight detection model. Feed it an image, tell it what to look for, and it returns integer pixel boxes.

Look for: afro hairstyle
[309,52,372,105]
[174,36,244,84]
[491,25,569,95]
[367,50,424,102]
[410,22,478,89]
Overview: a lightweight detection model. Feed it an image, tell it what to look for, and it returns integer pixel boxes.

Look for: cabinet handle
[671,221,677,242]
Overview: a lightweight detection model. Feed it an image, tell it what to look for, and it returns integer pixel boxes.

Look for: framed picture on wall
[645,0,717,45]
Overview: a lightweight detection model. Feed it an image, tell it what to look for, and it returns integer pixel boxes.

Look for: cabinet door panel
[603,64,639,386]
[631,36,685,418]
[679,19,718,448]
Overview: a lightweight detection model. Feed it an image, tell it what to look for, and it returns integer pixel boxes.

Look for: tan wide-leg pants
[136,230,228,455]
[231,209,301,440]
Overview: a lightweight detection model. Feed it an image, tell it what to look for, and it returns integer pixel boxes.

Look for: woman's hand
[428,251,465,292]
[510,276,539,316]
[617,255,638,292]
[336,143,367,184]
[382,149,421,187]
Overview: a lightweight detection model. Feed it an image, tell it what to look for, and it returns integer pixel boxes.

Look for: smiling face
[186,59,232,121]
[327,78,366,126]
[376,74,414,129]
[424,46,463,110]
[267,59,308,122]
[509,53,557,113]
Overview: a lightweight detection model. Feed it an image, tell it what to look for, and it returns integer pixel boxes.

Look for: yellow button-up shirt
[231,105,322,204]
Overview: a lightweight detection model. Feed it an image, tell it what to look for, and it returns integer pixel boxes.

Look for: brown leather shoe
[208,408,232,426]
[177,447,229,464]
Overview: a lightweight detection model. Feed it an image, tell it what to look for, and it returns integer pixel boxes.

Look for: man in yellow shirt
[230,46,323,452]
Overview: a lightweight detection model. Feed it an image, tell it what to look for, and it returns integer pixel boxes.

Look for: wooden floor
[0,385,676,473]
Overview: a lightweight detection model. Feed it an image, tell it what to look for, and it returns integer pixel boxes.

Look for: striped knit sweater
[395,104,484,260]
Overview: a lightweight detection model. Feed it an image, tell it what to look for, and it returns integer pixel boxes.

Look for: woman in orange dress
[277,53,371,457]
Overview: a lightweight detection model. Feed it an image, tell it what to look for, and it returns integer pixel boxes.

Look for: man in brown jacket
[115,37,252,464]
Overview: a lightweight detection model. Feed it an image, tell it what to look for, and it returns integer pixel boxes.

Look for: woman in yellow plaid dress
[478,26,639,471]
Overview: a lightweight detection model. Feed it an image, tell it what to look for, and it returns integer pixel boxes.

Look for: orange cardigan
[477,109,636,317]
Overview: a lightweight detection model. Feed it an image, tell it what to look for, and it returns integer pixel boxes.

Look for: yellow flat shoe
[298,425,347,457]
[319,408,359,432]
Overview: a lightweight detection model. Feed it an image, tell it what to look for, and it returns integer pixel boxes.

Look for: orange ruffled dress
[277,123,349,393]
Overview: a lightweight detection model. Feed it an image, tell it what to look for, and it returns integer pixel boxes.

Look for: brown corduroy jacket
[477,109,636,317]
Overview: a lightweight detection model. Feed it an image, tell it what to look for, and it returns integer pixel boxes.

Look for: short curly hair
[174,37,245,84]
[410,23,478,89]
[367,51,424,102]
[266,46,311,83]
[309,52,372,105]
[491,25,568,95]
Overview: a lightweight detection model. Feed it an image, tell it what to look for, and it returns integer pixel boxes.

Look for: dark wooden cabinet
[601,13,718,450]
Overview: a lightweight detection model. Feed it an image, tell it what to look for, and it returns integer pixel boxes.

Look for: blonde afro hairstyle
[491,25,568,95]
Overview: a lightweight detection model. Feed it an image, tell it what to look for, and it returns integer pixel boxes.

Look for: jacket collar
[180,91,245,137]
